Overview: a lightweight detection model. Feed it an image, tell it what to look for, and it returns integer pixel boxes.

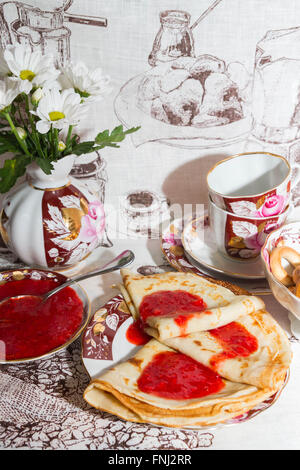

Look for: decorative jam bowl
[0,268,91,364]
[261,221,300,319]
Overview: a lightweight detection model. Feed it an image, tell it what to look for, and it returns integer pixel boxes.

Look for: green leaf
[35,157,54,175]
[0,155,30,193]
[94,125,140,148]
[0,144,13,155]
[72,141,95,156]
[0,131,26,156]
[124,126,141,135]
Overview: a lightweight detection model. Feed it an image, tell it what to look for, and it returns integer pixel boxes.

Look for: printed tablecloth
[1,0,300,450]
[0,238,299,450]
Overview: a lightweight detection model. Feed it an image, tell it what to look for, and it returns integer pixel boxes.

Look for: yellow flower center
[49,111,65,121]
[20,70,36,81]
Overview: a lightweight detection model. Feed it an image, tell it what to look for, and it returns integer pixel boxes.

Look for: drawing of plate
[114,63,252,149]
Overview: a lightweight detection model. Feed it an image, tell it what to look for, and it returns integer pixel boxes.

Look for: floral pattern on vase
[42,187,105,267]
[0,155,106,269]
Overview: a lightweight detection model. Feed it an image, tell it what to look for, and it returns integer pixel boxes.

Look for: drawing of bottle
[252,27,300,144]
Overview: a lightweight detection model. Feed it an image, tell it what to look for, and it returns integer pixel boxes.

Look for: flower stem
[54,128,59,160]
[24,94,46,160]
[66,125,73,146]
[4,112,31,157]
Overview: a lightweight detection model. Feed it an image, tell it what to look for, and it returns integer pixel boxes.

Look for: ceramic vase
[0,154,106,269]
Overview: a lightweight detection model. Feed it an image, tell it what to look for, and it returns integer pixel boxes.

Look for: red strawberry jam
[0,278,83,360]
[209,321,258,369]
[126,318,151,346]
[127,290,208,344]
[137,351,225,400]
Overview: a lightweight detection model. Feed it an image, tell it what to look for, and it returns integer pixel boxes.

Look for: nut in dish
[270,246,300,294]
[261,221,300,319]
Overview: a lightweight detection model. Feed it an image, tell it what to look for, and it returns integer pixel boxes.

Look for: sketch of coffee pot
[0,0,107,66]
[148,10,194,67]
[148,1,223,67]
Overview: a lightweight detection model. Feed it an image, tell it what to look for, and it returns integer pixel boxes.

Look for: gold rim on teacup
[206,151,291,199]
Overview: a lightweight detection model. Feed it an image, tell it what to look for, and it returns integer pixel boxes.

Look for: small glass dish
[0,268,91,364]
[261,221,300,319]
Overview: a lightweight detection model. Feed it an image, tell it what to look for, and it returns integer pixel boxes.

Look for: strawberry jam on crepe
[84,339,284,428]
[84,270,291,428]
[120,269,265,340]
[137,350,225,399]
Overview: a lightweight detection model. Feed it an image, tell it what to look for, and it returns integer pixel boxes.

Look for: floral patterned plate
[81,294,288,430]
[182,215,266,279]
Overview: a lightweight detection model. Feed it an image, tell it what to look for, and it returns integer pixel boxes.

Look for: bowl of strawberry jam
[0,269,90,363]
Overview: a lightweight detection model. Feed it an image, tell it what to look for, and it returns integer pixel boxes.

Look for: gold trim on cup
[206,151,291,199]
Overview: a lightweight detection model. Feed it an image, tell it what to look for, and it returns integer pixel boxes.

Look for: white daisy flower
[3,44,60,94]
[32,88,87,134]
[59,61,111,102]
[0,77,22,112]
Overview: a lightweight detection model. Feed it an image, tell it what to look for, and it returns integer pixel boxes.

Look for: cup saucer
[182,215,265,280]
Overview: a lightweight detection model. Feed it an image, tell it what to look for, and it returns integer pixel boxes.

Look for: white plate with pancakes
[82,269,291,429]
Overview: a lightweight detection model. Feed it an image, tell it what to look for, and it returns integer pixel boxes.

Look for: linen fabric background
[1,0,300,210]
[1,0,300,450]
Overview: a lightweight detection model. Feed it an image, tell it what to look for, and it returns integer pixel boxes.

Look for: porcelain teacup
[207,152,293,218]
[208,195,290,261]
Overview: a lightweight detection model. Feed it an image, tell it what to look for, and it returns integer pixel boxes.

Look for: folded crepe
[119,269,265,340]
[120,270,291,389]
[163,309,291,389]
[84,339,281,428]
[84,271,291,428]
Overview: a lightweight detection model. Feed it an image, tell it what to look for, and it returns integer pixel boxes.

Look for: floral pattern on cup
[225,212,288,259]
[223,185,290,219]
[207,152,292,219]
